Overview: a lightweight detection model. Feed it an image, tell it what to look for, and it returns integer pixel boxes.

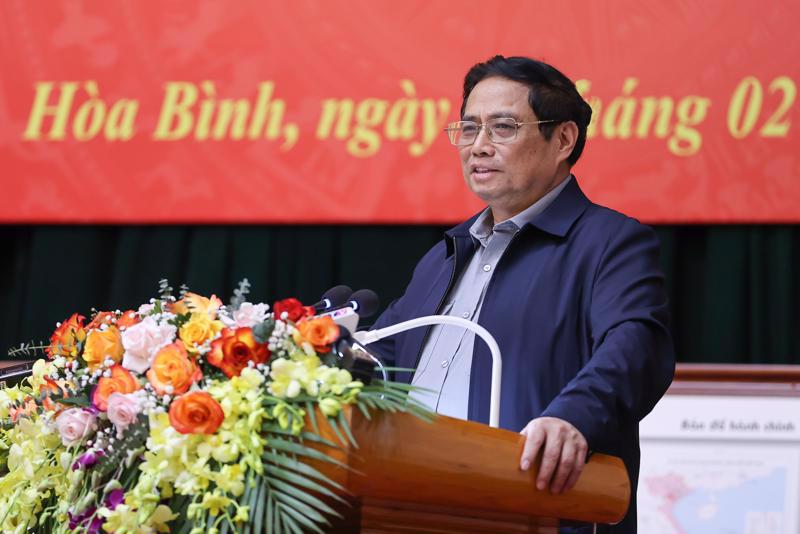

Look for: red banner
[1,1,798,223]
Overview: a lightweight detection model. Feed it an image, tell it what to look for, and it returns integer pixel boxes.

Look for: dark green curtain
[1,225,798,364]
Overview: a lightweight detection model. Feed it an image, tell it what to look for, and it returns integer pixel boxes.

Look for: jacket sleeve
[540,218,675,447]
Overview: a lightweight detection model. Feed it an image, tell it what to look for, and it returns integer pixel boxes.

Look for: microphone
[318,289,380,340]
[340,289,380,318]
[311,285,353,312]
[330,326,386,385]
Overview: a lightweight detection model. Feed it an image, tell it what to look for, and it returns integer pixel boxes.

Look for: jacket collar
[445,176,591,242]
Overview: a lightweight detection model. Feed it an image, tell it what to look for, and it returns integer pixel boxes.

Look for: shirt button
[483,264,491,272]
[441,360,449,368]
[461,311,470,318]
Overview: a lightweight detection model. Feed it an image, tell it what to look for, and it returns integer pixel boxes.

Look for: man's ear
[556,121,579,165]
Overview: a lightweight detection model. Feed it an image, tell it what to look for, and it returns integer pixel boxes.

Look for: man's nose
[470,126,495,156]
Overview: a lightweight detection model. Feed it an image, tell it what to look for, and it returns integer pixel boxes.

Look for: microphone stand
[353,315,503,428]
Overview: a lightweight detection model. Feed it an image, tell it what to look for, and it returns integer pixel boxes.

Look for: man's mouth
[470,165,499,178]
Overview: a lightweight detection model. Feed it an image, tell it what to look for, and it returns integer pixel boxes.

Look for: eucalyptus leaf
[252,318,275,344]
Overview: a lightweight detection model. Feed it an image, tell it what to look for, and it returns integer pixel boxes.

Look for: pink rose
[106,392,143,435]
[55,408,97,447]
[121,316,177,373]
[221,302,270,328]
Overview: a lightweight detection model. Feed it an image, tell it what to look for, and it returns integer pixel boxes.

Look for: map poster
[639,395,800,534]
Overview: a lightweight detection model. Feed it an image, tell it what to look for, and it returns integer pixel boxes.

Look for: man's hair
[461,55,592,166]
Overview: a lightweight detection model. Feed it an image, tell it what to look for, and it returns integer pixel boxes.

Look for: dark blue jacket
[370,178,675,533]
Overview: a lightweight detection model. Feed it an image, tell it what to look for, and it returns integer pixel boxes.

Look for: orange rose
[116,310,140,329]
[41,376,70,413]
[92,365,140,411]
[168,391,224,435]
[295,316,340,353]
[170,293,222,319]
[146,342,202,395]
[9,399,37,422]
[86,311,115,330]
[207,327,270,378]
[82,326,124,371]
[86,310,140,330]
[46,313,87,359]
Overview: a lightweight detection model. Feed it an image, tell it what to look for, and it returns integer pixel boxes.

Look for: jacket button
[441,360,449,368]
[482,264,491,272]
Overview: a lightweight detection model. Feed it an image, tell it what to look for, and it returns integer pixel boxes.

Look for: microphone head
[349,289,380,318]
[317,285,353,311]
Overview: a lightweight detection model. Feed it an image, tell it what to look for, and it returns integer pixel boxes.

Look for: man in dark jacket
[370,55,675,533]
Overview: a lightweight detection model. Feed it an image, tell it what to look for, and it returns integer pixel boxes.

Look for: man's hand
[519,417,588,494]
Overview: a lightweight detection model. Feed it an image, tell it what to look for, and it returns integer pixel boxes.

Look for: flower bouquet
[0,280,428,534]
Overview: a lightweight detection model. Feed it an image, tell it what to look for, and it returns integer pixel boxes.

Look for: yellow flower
[233,505,250,522]
[201,491,234,516]
[179,313,223,352]
[100,504,140,533]
[215,464,245,496]
[28,359,55,390]
[149,504,178,533]
[319,397,342,417]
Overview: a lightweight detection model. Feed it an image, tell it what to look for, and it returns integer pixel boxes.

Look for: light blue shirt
[410,175,573,418]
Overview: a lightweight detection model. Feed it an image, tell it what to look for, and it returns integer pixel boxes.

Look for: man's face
[460,77,567,223]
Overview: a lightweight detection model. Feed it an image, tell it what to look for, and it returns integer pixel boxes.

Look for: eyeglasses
[444,117,560,146]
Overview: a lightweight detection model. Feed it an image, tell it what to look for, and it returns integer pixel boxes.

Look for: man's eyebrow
[461,111,523,121]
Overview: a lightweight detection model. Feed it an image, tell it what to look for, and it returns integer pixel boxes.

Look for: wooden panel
[670,363,800,396]
[312,407,629,530]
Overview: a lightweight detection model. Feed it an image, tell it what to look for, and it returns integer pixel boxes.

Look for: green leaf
[247,478,260,527]
[253,478,265,534]
[279,506,302,534]
[268,477,340,518]
[53,395,91,407]
[263,452,347,492]
[238,482,255,534]
[266,492,275,534]
[263,426,339,448]
[305,401,320,435]
[273,498,326,534]
[338,410,358,448]
[174,512,194,534]
[252,318,275,344]
[356,401,372,420]
[265,437,349,469]
[268,462,347,505]
[271,490,327,525]
[326,417,348,447]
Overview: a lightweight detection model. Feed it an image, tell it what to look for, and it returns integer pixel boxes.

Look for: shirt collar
[447,174,590,242]
[467,175,574,247]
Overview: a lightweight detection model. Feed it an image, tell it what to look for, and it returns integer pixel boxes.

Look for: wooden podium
[315,407,630,533]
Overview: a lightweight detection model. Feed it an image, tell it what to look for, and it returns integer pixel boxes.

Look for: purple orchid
[68,506,103,533]
[105,488,125,510]
[72,449,105,470]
